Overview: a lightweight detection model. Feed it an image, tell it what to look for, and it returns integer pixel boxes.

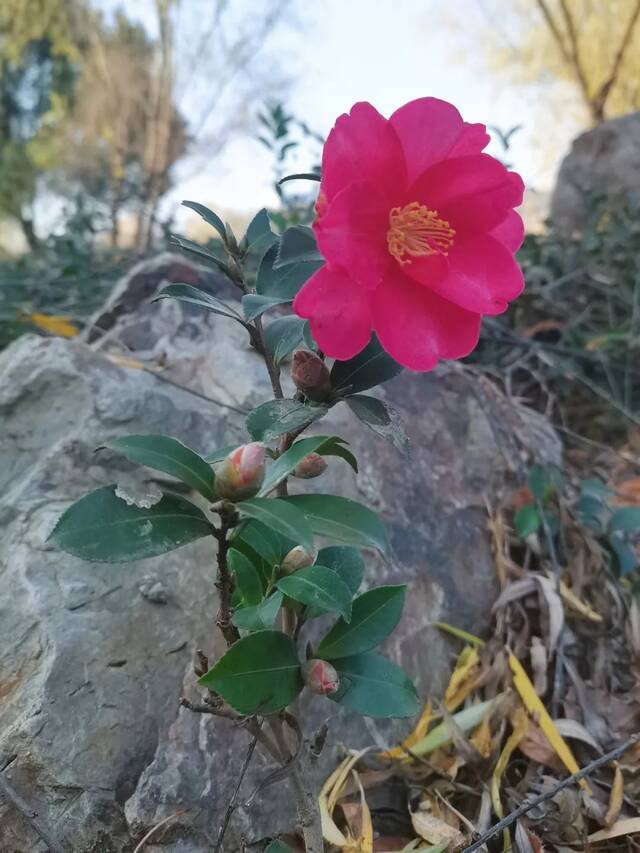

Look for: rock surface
[551,111,640,234]
[0,257,561,851]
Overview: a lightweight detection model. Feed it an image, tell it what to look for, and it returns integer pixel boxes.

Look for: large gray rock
[0,258,561,851]
[551,111,640,235]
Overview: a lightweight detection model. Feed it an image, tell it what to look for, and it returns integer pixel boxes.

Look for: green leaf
[264,315,308,365]
[256,244,322,300]
[182,199,227,242]
[170,235,229,273]
[204,444,238,464]
[229,548,263,605]
[239,497,314,553]
[330,652,419,718]
[198,630,302,714]
[233,592,283,631]
[232,519,288,567]
[260,435,357,495]
[282,494,389,555]
[514,504,541,537]
[265,839,294,853]
[48,486,214,563]
[317,585,405,659]
[154,284,244,324]
[242,293,290,321]
[246,399,328,442]
[316,546,364,596]
[274,226,323,268]
[410,698,497,756]
[278,172,321,185]
[276,565,353,621]
[528,464,563,501]
[609,533,638,576]
[346,395,410,458]
[610,506,640,532]
[330,335,403,394]
[105,434,216,500]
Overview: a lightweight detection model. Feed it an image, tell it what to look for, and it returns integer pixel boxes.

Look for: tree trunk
[19,213,39,252]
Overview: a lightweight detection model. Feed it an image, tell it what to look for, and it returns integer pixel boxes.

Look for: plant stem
[213,513,240,647]
[254,316,284,399]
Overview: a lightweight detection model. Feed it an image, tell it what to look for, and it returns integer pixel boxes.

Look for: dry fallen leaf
[410,796,465,848]
[444,646,481,712]
[604,763,624,827]
[588,816,640,843]
[27,312,79,338]
[509,653,591,793]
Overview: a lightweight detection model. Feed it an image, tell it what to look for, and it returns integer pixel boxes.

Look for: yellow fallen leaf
[107,354,146,370]
[554,576,603,623]
[319,748,370,847]
[444,646,480,712]
[353,772,373,853]
[470,715,493,759]
[27,312,78,338]
[434,622,485,647]
[509,652,591,793]
[379,700,433,760]
[604,763,624,827]
[491,708,529,852]
[589,817,640,843]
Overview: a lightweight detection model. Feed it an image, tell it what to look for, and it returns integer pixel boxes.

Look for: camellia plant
[49,97,524,851]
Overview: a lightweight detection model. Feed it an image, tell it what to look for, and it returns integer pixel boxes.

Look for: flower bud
[280,545,315,575]
[215,442,265,501]
[293,452,327,480]
[291,349,331,402]
[302,659,340,696]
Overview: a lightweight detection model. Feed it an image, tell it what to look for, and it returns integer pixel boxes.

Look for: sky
[99,0,580,226]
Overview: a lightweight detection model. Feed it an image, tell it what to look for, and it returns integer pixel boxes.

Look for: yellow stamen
[387,201,455,264]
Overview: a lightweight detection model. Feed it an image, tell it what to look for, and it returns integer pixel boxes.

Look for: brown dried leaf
[410,797,465,848]
[530,637,548,697]
[517,721,564,771]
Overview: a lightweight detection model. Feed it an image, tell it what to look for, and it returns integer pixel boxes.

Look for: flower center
[387,201,455,265]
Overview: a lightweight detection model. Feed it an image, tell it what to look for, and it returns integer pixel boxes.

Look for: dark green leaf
[316,546,364,596]
[154,284,244,324]
[274,226,323,268]
[239,497,314,553]
[246,399,328,442]
[528,464,563,501]
[346,395,410,458]
[198,630,302,714]
[514,504,541,537]
[232,519,289,567]
[278,172,321,184]
[48,486,213,563]
[282,494,389,555]
[260,435,357,495]
[330,335,403,394]
[244,208,278,265]
[105,434,216,500]
[242,294,290,321]
[610,506,640,532]
[276,565,352,621]
[330,652,419,718]
[229,548,263,605]
[317,585,405,659]
[182,200,227,242]
[170,235,229,273]
[580,478,614,498]
[256,244,322,299]
[264,315,308,365]
[609,533,638,576]
[576,494,609,534]
[233,592,283,631]
[204,444,238,464]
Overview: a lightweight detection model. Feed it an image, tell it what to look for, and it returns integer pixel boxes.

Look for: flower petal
[371,272,481,371]
[320,102,406,204]
[410,154,524,234]
[448,122,490,157]
[293,266,372,360]
[314,181,392,288]
[390,97,465,183]
[491,210,525,252]
[405,232,524,315]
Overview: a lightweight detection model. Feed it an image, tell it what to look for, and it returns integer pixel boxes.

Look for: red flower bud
[302,659,340,696]
[291,349,331,402]
[293,452,327,480]
[280,545,316,575]
[215,442,265,501]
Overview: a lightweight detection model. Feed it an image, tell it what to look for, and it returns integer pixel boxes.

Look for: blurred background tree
[478,0,640,125]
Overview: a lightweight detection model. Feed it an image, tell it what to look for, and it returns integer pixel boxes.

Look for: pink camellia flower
[293,98,525,371]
